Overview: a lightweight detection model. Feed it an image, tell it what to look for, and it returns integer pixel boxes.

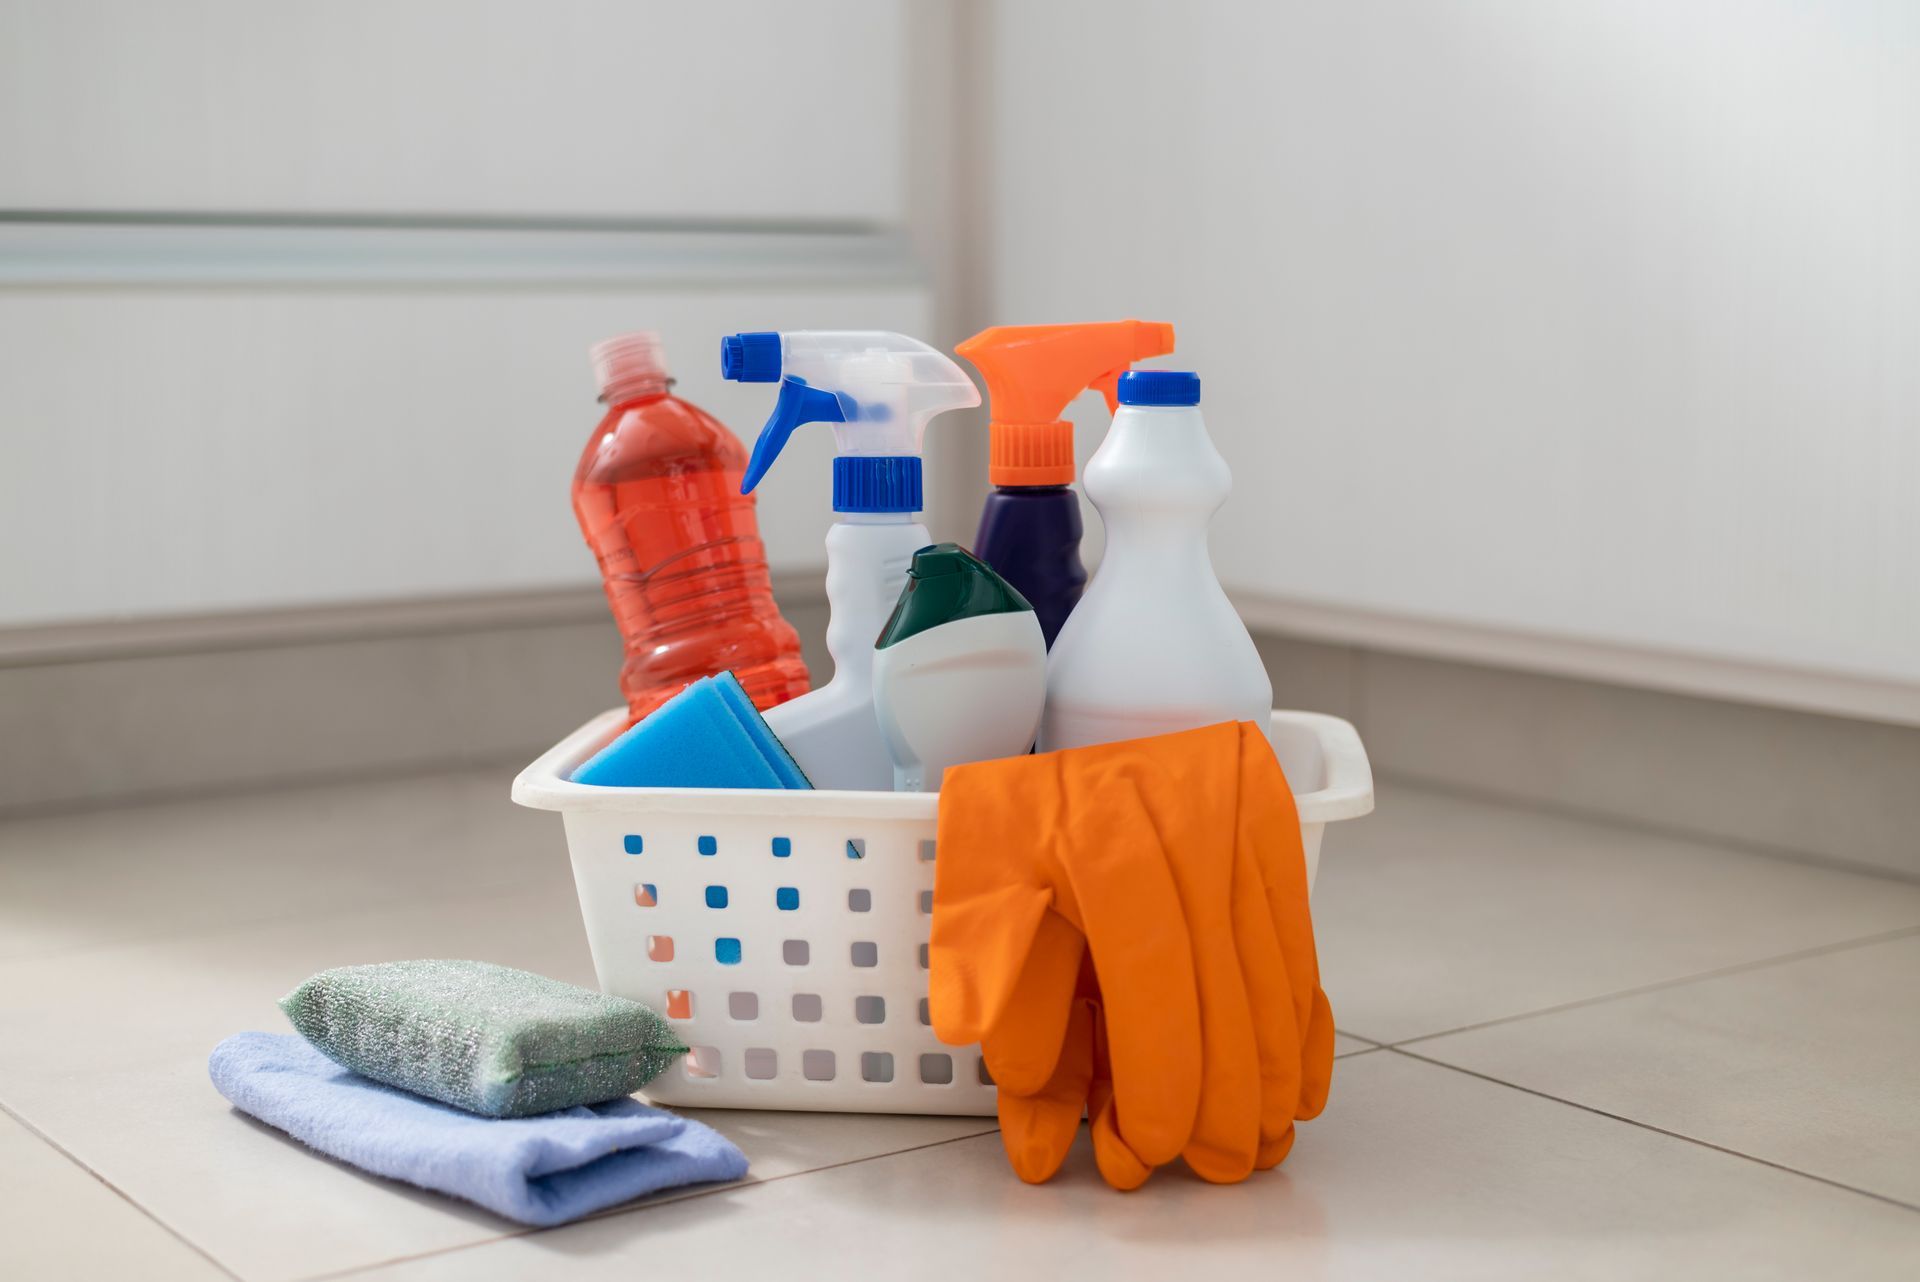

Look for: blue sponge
[571,672,812,790]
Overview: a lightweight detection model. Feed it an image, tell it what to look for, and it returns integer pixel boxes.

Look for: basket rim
[512,706,1375,825]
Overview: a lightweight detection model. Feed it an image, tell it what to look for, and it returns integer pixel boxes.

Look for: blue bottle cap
[1116,370,1201,406]
[720,332,782,383]
[833,456,922,514]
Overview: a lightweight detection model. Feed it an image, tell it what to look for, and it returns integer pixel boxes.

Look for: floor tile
[1413,932,1920,1207]
[0,766,557,960]
[0,881,993,1282]
[1311,787,1920,1043]
[346,1052,1920,1282]
[0,1108,226,1281]
[1332,1033,1375,1057]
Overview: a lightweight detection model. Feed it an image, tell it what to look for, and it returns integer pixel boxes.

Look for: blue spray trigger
[740,376,850,495]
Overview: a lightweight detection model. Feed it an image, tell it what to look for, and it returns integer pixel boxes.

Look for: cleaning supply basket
[512,708,1373,1116]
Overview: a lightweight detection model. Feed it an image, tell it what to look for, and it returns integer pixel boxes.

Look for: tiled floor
[2,771,1916,1280]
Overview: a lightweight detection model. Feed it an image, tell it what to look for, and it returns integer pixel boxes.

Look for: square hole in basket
[847,888,871,912]
[665,989,693,1020]
[918,889,933,915]
[862,1051,894,1083]
[850,941,878,968]
[919,1052,954,1085]
[776,886,799,911]
[845,837,866,860]
[854,995,885,1024]
[917,997,930,1026]
[624,834,644,855]
[705,885,729,909]
[744,1048,777,1080]
[633,883,657,908]
[917,942,929,970]
[729,991,758,1020]
[771,836,791,858]
[791,993,822,1022]
[715,937,742,965]
[646,935,674,963]
[802,1049,836,1081]
[686,1046,721,1079]
[918,838,936,862]
[698,834,717,856]
[783,939,809,966]
[978,1057,995,1086]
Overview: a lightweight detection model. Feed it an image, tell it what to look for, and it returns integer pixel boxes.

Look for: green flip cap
[875,543,1035,650]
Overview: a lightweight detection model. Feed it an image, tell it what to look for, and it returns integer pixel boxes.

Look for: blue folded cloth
[570,671,812,789]
[210,1032,747,1226]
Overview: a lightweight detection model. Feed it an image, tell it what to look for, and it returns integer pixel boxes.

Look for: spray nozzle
[720,331,782,383]
[955,320,1177,486]
[720,331,980,516]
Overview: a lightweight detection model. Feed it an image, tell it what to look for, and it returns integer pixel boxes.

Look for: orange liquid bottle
[573,333,811,722]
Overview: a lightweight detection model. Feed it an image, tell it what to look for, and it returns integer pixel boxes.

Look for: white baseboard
[1233,590,1920,730]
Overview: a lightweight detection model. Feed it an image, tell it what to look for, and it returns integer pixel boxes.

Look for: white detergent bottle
[872,543,1047,792]
[721,331,980,791]
[1038,370,1272,752]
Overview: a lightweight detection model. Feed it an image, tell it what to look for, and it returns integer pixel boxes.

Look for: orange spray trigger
[957,320,1175,487]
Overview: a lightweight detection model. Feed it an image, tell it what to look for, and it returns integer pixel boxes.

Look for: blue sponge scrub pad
[571,672,811,790]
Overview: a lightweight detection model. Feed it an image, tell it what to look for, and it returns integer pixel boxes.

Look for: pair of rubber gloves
[928,720,1335,1189]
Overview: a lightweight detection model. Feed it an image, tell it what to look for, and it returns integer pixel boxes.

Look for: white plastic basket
[512,708,1374,1115]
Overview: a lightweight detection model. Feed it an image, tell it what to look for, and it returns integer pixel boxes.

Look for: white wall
[0,276,925,625]
[0,0,930,628]
[984,1,1920,717]
[0,0,902,221]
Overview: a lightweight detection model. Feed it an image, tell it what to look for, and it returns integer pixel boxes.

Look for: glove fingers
[1087,1006,1152,1191]
[1296,988,1336,1120]
[1229,826,1306,1159]
[994,995,1097,1184]
[978,914,1085,1096]
[1057,762,1202,1168]
[1170,730,1262,1185]
[1240,723,1337,1126]
[930,758,1072,1046]
[1256,1121,1298,1171]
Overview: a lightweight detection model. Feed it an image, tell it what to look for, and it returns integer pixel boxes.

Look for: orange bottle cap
[957,321,1177,487]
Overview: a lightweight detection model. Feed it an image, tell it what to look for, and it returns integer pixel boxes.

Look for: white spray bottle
[1038,370,1272,752]
[721,330,980,791]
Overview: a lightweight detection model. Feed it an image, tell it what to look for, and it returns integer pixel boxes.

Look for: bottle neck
[599,375,674,407]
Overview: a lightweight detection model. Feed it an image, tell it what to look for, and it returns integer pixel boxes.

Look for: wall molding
[1232,589,1920,730]
[0,217,919,289]
[0,572,824,668]
[14,577,1914,727]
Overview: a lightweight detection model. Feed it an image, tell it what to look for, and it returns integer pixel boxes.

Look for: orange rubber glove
[929,721,1334,1189]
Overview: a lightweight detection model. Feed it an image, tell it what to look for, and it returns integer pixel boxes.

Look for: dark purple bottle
[974,485,1086,647]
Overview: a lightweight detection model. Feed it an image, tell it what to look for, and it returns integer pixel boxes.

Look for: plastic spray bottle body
[721,330,979,791]
[973,487,1084,646]
[774,513,929,790]
[1039,371,1271,752]
[956,321,1176,648]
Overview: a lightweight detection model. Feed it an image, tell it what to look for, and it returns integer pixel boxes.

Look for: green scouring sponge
[280,960,686,1118]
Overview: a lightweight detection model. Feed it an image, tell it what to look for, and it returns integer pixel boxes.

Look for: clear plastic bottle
[572,332,811,723]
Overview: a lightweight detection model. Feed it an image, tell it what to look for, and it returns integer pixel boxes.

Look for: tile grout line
[1372,922,1920,1050]
[1383,1046,1920,1216]
[300,1126,1004,1282]
[0,1096,245,1281]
